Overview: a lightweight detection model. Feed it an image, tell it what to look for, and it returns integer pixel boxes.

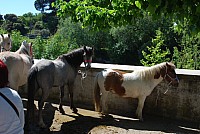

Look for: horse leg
[38,89,50,128]
[101,92,109,116]
[136,96,146,121]
[59,86,65,114]
[68,84,78,113]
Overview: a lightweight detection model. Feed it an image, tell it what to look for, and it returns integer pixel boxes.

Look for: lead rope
[155,65,170,106]
[78,67,88,90]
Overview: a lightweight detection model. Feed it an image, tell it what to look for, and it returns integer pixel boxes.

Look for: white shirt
[0,87,24,134]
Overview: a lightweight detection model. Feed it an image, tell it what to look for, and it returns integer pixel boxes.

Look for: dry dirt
[23,99,200,134]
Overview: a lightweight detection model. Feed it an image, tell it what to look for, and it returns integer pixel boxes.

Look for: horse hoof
[38,122,46,129]
[59,107,65,114]
[139,118,144,121]
[72,108,78,113]
[40,124,47,129]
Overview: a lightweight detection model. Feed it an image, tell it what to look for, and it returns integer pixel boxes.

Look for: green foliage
[172,18,200,70]
[0,12,58,38]
[1,14,27,35]
[32,36,47,59]
[58,18,92,48]
[53,0,142,30]
[1,7,199,70]
[141,30,170,66]
[44,32,77,60]
[54,0,200,32]
[0,28,7,34]
[11,30,30,51]
[172,35,200,70]
[32,17,84,59]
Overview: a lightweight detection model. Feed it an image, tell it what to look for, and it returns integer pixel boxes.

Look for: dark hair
[0,60,9,88]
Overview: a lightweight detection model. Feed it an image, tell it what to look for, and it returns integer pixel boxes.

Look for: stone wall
[19,62,200,123]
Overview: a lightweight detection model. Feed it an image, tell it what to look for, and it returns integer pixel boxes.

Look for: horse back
[0,52,24,75]
[31,60,56,88]
[99,69,145,98]
[53,59,78,85]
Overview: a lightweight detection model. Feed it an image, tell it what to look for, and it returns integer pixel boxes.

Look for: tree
[4,14,18,22]
[2,14,27,35]
[34,0,53,13]
[0,14,3,25]
[34,0,69,13]
[53,0,200,31]
[42,13,58,34]
[172,21,200,70]
[19,12,39,33]
[141,30,171,66]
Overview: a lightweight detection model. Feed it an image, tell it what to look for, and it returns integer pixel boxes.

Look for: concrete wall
[19,62,200,123]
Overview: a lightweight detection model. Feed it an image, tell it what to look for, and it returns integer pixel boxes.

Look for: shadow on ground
[23,101,200,134]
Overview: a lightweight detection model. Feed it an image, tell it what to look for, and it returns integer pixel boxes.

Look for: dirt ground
[23,99,200,134]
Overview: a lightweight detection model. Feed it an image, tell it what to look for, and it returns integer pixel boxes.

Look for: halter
[78,51,92,79]
[163,65,179,87]
[77,50,93,91]
[155,65,179,106]
[84,59,92,63]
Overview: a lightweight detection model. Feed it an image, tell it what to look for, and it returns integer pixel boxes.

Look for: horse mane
[16,41,31,56]
[134,62,175,80]
[58,47,84,67]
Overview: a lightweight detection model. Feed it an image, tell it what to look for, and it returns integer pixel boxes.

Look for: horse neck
[62,50,84,68]
[16,46,29,55]
[149,76,163,89]
[137,65,165,89]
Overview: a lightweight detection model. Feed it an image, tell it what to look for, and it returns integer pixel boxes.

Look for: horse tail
[26,66,39,125]
[94,72,101,112]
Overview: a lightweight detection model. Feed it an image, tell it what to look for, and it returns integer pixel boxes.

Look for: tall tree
[2,14,27,35]
[34,0,69,13]
[53,0,200,32]
[0,14,3,25]
[34,0,52,13]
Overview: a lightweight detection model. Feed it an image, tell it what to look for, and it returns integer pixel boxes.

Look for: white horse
[94,62,179,121]
[0,40,33,91]
[0,34,12,52]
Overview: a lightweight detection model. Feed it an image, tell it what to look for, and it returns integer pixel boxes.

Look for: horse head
[15,40,34,64]
[21,40,33,58]
[160,62,179,87]
[0,34,12,52]
[83,46,94,69]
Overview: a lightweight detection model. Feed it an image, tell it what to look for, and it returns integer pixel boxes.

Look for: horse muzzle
[171,77,179,87]
[85,63,91,70]
[84,59,92,70]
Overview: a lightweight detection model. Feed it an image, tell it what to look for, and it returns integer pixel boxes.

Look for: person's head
[0,60,9,88]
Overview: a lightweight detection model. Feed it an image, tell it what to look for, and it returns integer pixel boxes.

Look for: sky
[0,0,40,16]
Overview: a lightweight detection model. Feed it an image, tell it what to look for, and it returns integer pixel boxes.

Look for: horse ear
[8,34,10,38]
[0,34,4,39]
[22,40,26,45]
[166,62,170,67]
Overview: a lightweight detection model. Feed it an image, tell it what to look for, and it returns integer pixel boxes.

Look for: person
[0,60,24,134]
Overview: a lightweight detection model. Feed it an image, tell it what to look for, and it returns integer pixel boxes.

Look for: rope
[155,81,172,107]
[78,69,88,90]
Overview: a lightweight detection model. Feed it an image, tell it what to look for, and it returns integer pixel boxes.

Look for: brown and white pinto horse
[94,62,179,120]
[0,40,33,91]
[0,34,12,52]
